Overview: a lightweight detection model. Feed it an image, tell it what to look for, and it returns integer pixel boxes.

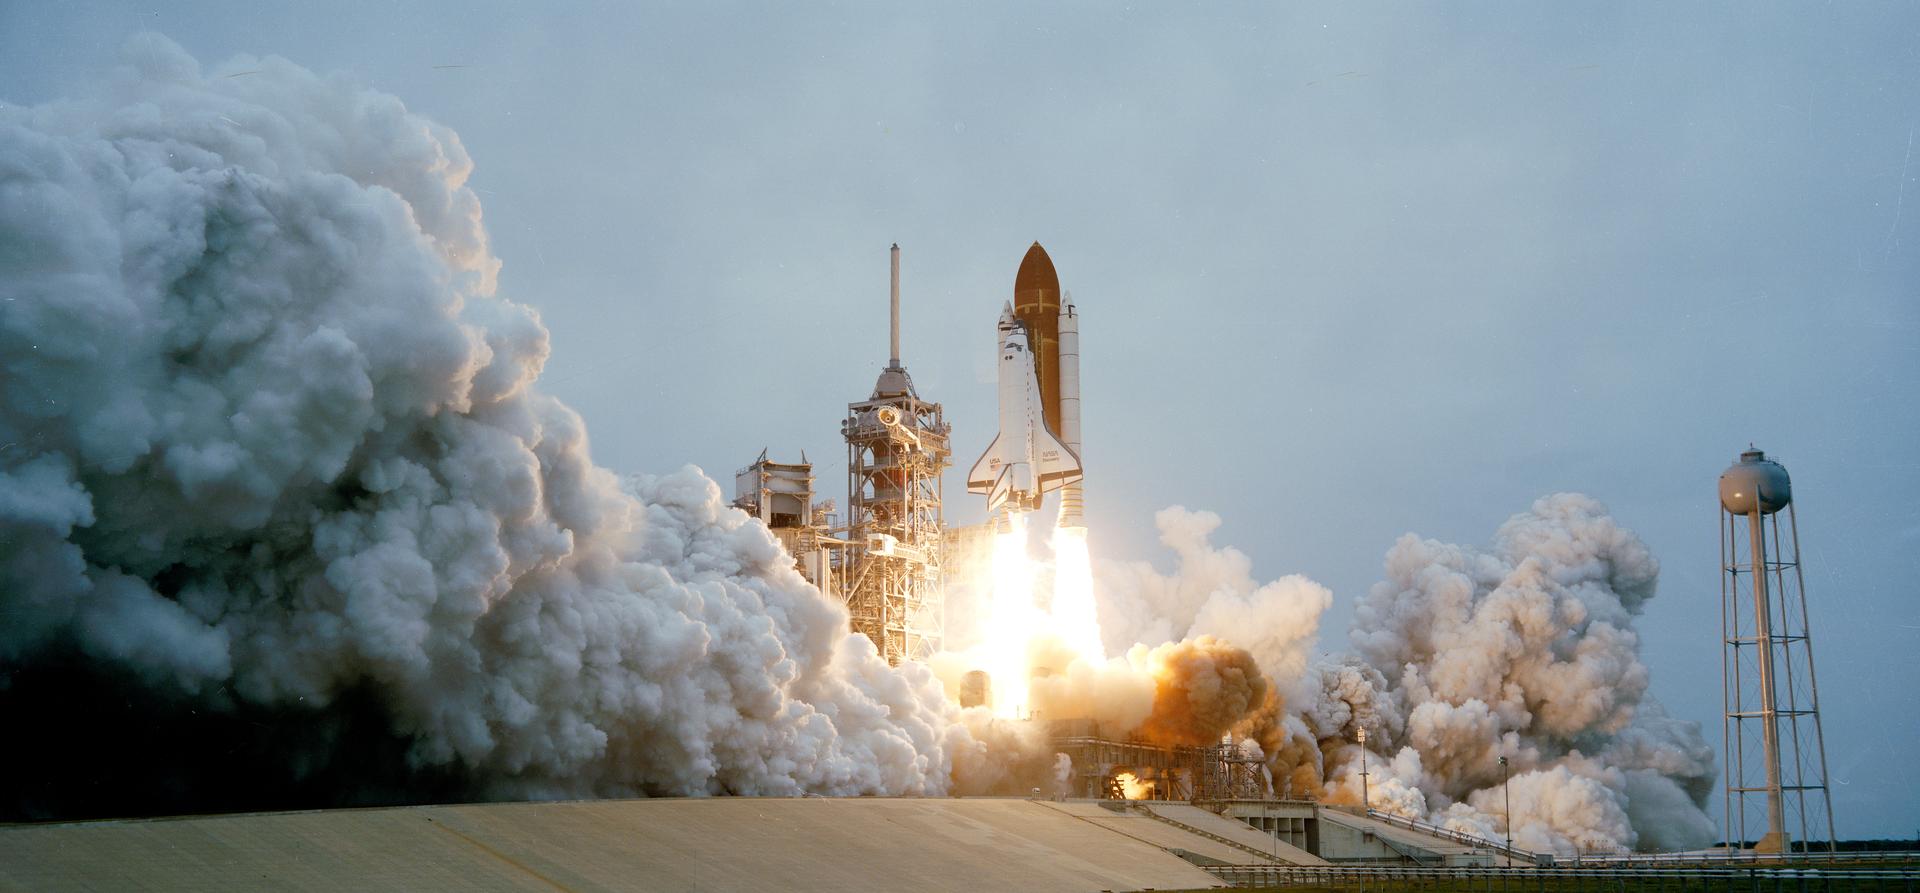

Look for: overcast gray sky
[5,1,1915,838]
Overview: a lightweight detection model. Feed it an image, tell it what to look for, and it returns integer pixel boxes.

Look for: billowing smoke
[1021,641,1157,733]
[2,37,1717,850]
[1019,634,1270,748]
[1132,635,1268,748]
[1305,495,1714,854]
[0,35,978,818]
[1097,507,1331,700]
[1091,496,1714,854]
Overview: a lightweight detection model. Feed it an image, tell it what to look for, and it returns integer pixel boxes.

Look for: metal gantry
[831,245,952,666]
[1196,738,1270,802]
[840,371,950,665]
[1052,733,1200,801]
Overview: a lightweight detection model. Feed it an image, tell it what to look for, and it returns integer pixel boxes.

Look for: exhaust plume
[0,35,971,818]
[1088,495,1713,854]
[1096,507,1331,698]
[1311,494,1716,854]
[1133,635,1269,748]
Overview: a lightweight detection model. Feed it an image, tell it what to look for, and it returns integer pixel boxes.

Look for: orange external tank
[1011,242,1065,439]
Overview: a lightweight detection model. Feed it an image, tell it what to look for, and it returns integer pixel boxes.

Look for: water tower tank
[1719,448,1792,515]
[1714,443,1834,852]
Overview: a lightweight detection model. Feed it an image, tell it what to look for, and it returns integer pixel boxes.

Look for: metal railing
[1343,806,1556,867]
[1371,830,1439,868]
[1555,850,1920,868]
[1135,804,1284,864]
[1208,863,1920,891]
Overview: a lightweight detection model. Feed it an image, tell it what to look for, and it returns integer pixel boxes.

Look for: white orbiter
[967,304,1082,516]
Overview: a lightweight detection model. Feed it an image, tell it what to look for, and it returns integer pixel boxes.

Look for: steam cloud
[1098,507,1332,700]
[1131,635,1269,748]
[3,36,1715,854]
[1096,496,1717,854]
[0,35,975,817]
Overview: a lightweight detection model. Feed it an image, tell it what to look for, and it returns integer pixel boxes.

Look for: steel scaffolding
[841,377,949,665]
[835,246,949,665]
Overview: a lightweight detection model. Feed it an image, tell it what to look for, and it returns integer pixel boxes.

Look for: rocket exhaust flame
[1113,771,1153,800]
[962,513,1107,719]
[1048,525,1103,667]
[983,514,1042,718]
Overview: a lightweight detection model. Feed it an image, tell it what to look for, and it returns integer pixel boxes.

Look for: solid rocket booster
[967,304,1082,515]
[1056,291,1083,528]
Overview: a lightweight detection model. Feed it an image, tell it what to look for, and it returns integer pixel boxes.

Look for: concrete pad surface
[1144,804,1328,865]
[1,798,1229,893]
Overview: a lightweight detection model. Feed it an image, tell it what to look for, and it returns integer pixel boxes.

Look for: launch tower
[841,245,950,664]
[1718,447,1835,853]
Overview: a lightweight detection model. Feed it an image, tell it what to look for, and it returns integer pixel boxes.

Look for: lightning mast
[841,245,950,664]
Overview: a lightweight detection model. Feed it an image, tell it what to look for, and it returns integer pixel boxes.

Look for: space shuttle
[968,305,1081,516]
[968,243,1085,523]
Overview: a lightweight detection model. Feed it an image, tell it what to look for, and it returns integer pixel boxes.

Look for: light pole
[1356,727,1370,813]
[1499,755,1513,868]
[1266,801,1276,861]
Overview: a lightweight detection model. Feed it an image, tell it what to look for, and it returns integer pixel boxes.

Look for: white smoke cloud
[0,34,973,803]
[1096,506,1330,697]
[1309,494,1716,854]
[1087,495,1714,854]
[1307,655,1406,746]
[1024,645,1158,733]
[1,36,1720,848]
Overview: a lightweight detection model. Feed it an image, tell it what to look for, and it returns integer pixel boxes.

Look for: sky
[3,2,1916,839]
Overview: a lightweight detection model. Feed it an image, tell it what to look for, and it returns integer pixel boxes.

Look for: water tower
[1718,447,1835,853]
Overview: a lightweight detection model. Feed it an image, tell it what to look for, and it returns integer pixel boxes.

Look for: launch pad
[731,242,1086,670]
[3,794,1564,893]
[732,241,1263,805]
[1047,720,1271,803]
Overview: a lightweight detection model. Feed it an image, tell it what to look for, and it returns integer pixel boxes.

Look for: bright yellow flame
[968,513,1109,719]
[1114,771,1153,800]
[984,514,1040,718]
[1048,526,1103,666]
